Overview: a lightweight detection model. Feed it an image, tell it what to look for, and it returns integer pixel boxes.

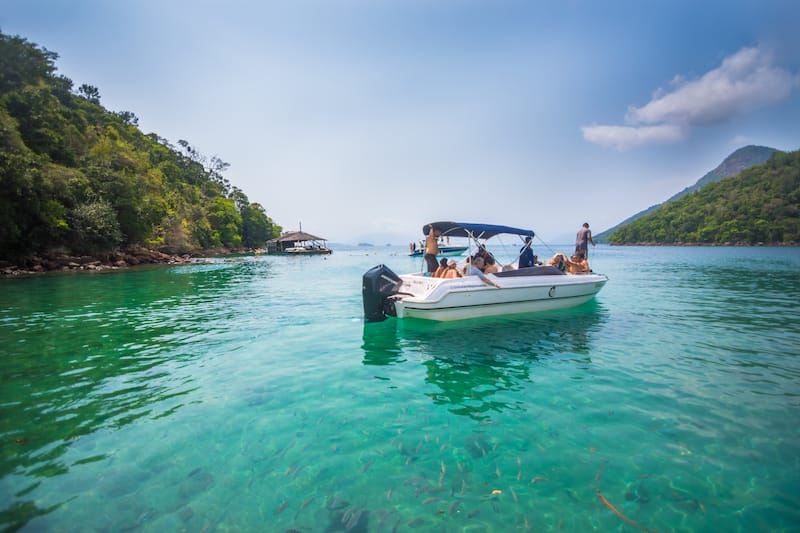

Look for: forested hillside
[0,31,281,262]
[608,150,799,245]
[595,145,777,242]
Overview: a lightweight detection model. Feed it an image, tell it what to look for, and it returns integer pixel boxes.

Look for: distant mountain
[606,149,799,245]
[595,145,778,242]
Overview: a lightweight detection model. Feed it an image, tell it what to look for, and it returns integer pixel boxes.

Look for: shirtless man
[547,252,590,273]
[424,224,442,274]
[568,252,591,273]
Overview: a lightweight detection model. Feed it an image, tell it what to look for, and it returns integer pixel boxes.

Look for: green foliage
[77,84,100,104]
[0,33,58,94]
[241,202,277,248]
[68,198,123,254]
[0,30,283,260]
[595,145,777,242]
[608,150,800,245]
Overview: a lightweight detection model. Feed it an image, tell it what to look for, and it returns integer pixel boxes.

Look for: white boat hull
[393,272,607,321]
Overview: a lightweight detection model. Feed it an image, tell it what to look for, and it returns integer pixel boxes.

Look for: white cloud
[581,124,685,150]
[626,47,796,126]
[583,46,798,150]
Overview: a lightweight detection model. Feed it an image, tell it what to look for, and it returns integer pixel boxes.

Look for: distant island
[0,31,282,272]
[358,243,374,247]
[605,149,799,245]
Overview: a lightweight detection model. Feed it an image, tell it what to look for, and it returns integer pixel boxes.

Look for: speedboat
[363,221,608,322]
[408,246,468,257]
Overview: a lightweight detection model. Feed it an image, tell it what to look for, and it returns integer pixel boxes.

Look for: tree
[77,83,100,104]
[207,197,242,248]
[116,110,139,126]
[241,202,278,248]
[0,30,283,259]
[68,198,122,254]
[0,33,58,95]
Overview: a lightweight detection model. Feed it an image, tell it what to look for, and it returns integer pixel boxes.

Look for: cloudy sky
[3,0,799,244]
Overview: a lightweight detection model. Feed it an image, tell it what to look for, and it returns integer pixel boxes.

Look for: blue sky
[3,0,799,244]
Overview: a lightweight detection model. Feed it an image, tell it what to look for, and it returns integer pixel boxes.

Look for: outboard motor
[362,264,402,322]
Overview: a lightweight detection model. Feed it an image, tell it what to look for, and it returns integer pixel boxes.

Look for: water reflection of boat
[362,303,606,420]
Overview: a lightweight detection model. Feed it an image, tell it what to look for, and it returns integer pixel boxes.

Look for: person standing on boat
[518,236,536,269]
[424,224,442,274]
[575,222,595,259]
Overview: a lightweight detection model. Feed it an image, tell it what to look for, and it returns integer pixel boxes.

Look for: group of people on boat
[423,222,595,278]
[515,222,596,273]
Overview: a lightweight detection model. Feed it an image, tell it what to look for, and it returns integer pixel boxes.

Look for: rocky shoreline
[0,247,198,278]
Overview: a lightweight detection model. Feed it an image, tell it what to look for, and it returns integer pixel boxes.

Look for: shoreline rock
[0,248,195,278]
[0,247,266,278]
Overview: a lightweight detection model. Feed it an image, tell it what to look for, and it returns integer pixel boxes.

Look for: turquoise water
[1,246,799,532]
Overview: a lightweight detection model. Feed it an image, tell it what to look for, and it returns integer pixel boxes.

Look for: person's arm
[589,231,595,246]
[482,274,501,288]
[470,267,500,288]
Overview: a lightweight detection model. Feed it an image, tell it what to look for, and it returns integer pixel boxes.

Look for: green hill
[0,31,281,262]
[595,145,777,242]
[607,150,800,245]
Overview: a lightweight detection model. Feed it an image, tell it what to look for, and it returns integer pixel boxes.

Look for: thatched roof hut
[266,230,331,254]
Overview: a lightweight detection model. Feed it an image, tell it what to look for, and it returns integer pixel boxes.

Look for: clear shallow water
[1,246,799,532]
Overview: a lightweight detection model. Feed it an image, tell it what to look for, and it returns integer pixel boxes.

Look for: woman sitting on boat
[433,258,449,278]
[443,259,462,279]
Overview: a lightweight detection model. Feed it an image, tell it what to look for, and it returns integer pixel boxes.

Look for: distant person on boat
[466,256,501,288]
[443,259,462,278]
[409,242,416,253]
[518,236,538,269]
[424,224,442,273]
[434,257,448,278]
[575,222,595,259]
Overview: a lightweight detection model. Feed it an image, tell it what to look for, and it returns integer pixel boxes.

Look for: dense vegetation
[608,150,800,245]
[0,31,281,261]
[595,145,777,242]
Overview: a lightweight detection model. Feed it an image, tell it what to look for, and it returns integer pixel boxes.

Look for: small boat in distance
[408,246,468,257]
[363,221,608,322]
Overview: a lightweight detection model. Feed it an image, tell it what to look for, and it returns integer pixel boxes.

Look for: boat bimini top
[423,221,535,240]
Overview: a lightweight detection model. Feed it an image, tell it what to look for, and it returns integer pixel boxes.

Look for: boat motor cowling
[362,264,402,322]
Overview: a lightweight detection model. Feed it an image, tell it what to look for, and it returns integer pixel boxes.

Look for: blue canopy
[423,221,534,239]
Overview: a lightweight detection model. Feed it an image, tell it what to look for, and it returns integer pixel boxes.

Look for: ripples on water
[0,247,798,532]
